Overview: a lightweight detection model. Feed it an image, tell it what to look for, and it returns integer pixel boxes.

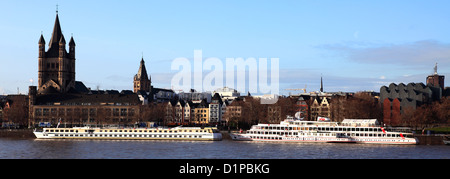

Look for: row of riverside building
[23,13,245,128]
[0,13,262,128]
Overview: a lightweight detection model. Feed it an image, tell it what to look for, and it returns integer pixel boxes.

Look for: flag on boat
[56,118,61,128]
[317,117,330,122]
[380,127,386,134]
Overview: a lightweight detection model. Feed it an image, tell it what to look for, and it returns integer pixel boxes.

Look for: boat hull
[230,133,417,145]
[34,131,222,141]
[34,127,222,141]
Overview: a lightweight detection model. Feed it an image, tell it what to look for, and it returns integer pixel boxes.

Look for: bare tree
[434,97,450,125]
[335,93,382,120]
[3,97,28,128]
[96,107,108,127]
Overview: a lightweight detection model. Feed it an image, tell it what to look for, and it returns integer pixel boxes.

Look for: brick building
[380,64,446,126]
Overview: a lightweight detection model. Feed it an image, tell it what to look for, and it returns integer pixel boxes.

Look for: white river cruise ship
[34,126,222,141]
[230,116,417,145]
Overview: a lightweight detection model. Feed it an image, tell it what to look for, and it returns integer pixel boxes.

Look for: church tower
[134,57,152,93]
[38,13,76,94]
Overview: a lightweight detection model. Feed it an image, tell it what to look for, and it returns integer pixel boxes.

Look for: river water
[0,138,448,159]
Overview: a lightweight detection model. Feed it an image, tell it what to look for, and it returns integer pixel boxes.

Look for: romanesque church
[38,13,77,94]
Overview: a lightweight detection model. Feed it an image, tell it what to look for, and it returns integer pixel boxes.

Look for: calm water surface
[0,138,448,159]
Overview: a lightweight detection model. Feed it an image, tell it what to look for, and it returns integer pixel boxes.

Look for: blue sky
[1,0,449,95]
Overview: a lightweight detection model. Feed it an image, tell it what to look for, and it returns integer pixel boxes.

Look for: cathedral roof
[40,86,60,94]
[35,93,140,106]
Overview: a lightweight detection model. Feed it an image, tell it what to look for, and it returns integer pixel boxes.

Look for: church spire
[320,75,323,93]
[69,35,75,46]
[136,57,149,80]
[38,33,46,45]
[48,13,63,50]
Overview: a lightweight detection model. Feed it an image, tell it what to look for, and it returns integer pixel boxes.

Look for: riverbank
[0,129,35,138]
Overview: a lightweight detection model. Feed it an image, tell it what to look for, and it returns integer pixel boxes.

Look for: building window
[34,108,42,116]
[121,108,127,116]
[43,108,49,116]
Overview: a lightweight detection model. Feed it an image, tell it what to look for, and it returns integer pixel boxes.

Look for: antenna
[434,62,438,75]
[56,4,59,14]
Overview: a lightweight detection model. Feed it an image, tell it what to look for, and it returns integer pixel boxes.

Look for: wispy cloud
[319,40,450,67]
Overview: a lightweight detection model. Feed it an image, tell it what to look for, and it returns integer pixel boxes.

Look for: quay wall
[414,135,446,145]
[0,129,35,138]
[221,131,234,140]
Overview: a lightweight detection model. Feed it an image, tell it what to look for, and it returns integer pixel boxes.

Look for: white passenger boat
[34,126,222,141]
[230,116,417,145]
